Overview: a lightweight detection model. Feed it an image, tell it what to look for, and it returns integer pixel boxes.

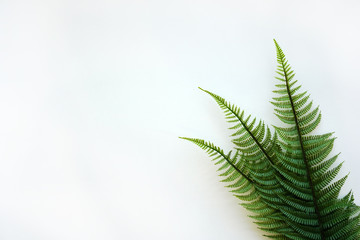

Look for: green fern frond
[180,137,293,238]
[272,40,359,240]
[197,88,293,210]
[180,40,360,239]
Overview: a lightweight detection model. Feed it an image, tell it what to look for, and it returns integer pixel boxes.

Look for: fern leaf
[180,137,294,238]
[181,40,360,239]
[272,39,360,239]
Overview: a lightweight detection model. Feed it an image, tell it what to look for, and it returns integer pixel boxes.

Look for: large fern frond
[271,40,360,240]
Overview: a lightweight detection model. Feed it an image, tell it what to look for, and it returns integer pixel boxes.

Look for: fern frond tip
[198,87,210,95]
[273,39,280,47]
[179,136,193,141]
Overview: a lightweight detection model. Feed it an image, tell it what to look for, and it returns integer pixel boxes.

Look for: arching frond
[180,40,359,239]
[180,137,293,238]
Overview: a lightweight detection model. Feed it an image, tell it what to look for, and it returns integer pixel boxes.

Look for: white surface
[0,0,360,239]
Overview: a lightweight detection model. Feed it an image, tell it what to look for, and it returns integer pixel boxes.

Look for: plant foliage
[180,40,360,239]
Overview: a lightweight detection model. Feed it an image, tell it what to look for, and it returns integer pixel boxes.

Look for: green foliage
[180,40,360,239]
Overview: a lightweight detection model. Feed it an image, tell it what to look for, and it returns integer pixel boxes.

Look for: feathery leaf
[180,40,360,239]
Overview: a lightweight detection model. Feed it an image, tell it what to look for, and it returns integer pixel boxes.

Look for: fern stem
[180,137,253,183]
[210,146,253,183]
[199,87,275,166]
[277,43,325,240]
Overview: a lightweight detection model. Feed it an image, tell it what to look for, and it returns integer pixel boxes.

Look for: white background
[1,0,360,239]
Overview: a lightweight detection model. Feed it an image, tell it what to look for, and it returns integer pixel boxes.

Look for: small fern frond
[180,137,293,237]
[197,88,293,216]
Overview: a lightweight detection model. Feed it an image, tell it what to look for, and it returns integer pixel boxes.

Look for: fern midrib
[200,87,275,166]
[280,57,325,240]
[232,109,275,166]
[204,141,253,183]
